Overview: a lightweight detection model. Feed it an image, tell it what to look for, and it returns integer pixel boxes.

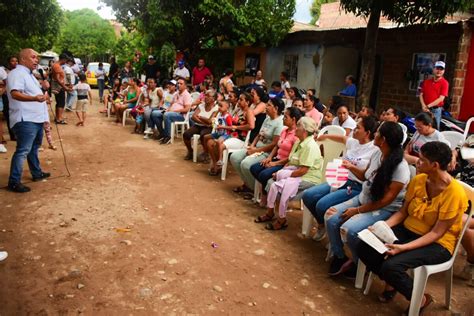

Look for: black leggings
[357,225,451,300]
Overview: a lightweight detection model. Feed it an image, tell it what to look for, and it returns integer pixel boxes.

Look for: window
[283,54,298,82]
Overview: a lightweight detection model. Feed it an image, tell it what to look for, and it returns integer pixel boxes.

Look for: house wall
[319,46,359,103]
[265,43,322,92]
[376,24,462,115]
[233,47,267,86]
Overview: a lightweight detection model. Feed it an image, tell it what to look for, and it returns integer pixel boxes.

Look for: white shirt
[174,67,190,79]
[63,64,75,85]
[282,80,290,90]
[7,65,49,128]
[0,67,7,81]
[344,138,378,183]
[95,68,106,80]
[332,116,357,131]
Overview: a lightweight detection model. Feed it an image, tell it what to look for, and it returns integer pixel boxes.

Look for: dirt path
[0,91,473,315]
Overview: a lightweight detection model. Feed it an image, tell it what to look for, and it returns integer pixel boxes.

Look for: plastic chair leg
[355,260,366,289]
[253,181,262,203]
[301,204,313,237]
[122,110,127,126]
[364,272,375,295]
[409,267,429,316]
[445,267,453,309]
[221,149,229,181]
[170,123,175,144]
[192,135,200,163]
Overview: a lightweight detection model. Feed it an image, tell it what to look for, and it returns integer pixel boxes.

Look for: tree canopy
[102,0,295,54]
[338,0,474,107]
[0,0,62,61]
[55,9,117,60]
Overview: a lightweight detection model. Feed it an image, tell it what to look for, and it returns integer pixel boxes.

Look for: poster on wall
[245,54,260,77]
[410,53,446,93]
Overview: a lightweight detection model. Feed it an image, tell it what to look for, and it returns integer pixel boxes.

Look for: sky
[58,0,313,23]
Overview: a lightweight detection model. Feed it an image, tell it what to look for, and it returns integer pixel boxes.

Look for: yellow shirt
[403,174,468,254]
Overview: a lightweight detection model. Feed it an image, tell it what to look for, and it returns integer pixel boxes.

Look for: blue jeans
[164,112,184,137]
[302,180,362,224]
[429,106,442,130]
[326,195,401,262]
[250,161,283,193]
[66,90,77,109]
[150,110,164,134]
[9,122,44,185]
[97,79,105,101]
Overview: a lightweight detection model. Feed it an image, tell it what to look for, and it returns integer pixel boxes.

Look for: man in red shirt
[419,61,449,130]
[192,58,213,91]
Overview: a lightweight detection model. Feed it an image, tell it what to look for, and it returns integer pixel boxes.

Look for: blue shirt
[269,90,284,99]
[340,84,357,97]
[7,65,49,128]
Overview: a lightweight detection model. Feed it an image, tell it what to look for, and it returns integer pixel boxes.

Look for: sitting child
[320,108,336,128]
[134,97,149,134]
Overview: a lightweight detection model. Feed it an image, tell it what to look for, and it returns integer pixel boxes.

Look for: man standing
[64,58,76,111]
[143,55,160,82]
[192,58,213,91]
[7,48,51,193]
[160,78,192,144]
[109,56,119,80]
[173,60,190,82]
[419,61,449,130]
[51,53,72,124]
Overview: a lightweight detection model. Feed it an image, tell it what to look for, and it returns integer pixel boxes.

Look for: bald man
[6,48,51,193]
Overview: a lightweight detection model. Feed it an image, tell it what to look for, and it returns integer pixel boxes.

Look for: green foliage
[310,0,337,25]
[113,30,147,66]
[0,0,62,61]
[55,9,117,59]
[103,0,296,54]
[339,0,474,25]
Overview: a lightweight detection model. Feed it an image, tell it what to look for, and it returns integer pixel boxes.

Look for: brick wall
[376,24,462,115]
[451,22,472,118]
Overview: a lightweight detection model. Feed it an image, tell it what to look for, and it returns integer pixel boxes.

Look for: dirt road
[0,91,473,315]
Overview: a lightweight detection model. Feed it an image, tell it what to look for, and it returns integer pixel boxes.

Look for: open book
[357,221,398,254]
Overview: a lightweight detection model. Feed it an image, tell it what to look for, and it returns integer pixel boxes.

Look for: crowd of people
[1,49,473,314]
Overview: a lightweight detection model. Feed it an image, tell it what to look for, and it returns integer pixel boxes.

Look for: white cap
[435,61,446,69]
[169,79,177,85]
[0,67,7,81]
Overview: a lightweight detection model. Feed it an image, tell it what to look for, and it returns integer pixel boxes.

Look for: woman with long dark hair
[325,122,410,278]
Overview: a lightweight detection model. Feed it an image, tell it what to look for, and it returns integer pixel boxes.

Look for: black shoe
[33,172,51,182]
[343,262,357,279]
[156,133,165,140]
[160,137,171,144]
[7,183,31,193]
[184,152,193,160]
[328,256,351,276]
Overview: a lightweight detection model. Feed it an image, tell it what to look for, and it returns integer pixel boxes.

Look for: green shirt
[288,136,323,184]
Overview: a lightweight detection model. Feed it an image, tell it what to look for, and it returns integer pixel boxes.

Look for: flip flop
[232,185,249,193]
[254,214,274,223]
[265,220,288,230]
[403,293,433,315]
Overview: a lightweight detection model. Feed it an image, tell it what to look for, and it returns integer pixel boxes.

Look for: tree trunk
[357,6,381,109]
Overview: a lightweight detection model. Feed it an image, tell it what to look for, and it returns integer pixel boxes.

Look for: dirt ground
[0,90,473,315]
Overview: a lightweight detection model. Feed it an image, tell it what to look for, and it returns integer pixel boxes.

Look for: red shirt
[421,77,449,107]
[192,66,212,86]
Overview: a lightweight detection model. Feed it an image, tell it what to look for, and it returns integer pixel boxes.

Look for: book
[357,221,398,254]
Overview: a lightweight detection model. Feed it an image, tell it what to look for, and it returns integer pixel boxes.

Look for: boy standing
[74,73,92,126]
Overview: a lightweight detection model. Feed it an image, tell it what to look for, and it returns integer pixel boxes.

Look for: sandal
[242,192,254,200]
[403,293,433,315]
[55,120,67,125]
[265,219,288,230]
[378,289,397,303]
[208,170,218,176]
[232,185,249,193]
[254,214,274,223]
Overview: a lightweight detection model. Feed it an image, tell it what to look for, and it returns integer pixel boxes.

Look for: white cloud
[294,0,312,23]
[57,0,115,19]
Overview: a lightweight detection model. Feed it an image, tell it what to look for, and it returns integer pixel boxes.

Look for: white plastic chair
[461,117,474,160]
[170,111,191,144]
[441,131,464,150]
[399,123,408,145]
[355,181,474,316]
[192,134,200,163]
[190,92,201,104]
[221,132,252,181]
[122,108,132,126]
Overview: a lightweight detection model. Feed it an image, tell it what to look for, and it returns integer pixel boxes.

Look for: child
[205,100,233,175]
[43,121,57,150]
[74,73,92,126]
[320,108,336,128]
[134,97,149,133]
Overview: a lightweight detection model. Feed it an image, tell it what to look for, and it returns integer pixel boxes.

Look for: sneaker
[328,256,352,276]
[160,136,171,144]
[343,261,357,279]
[144,127,153,134]
[461,262,474,286]
[7,183,31,193]
[312,226,326,241]
[216,160,224,166]
[0,251,8,261]
[0,144,7,153]
[32,172,51,182]
[156,134,165,141]
[184,152,193,160]
[143,134,150,140]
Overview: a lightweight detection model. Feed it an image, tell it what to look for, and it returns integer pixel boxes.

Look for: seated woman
[250,107,303,205]
[303,95,323,126]
[207,92,255,174]
[114,78,141,124]
[332,104,357,136]
[320,107,336,129]
[102,78,121,114]
[302,116,379,241]
[255,117,323,230]
[292,97,304,112]
[230,97,285,199]
[358,141,468,312]
[325,121,410,277]
[404,112,449,165]
[249,87,268,143]
[382,107,405,123]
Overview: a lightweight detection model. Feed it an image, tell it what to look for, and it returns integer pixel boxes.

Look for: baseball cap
[169,79,177,86]
[434,61,446,69]
[148,55,155,60]
[178,60,184,66]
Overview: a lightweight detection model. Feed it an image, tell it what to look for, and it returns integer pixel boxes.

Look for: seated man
[339,75,357,97]
[142,78,163,138]
[160,78,192,144]
[268,81,285,99]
